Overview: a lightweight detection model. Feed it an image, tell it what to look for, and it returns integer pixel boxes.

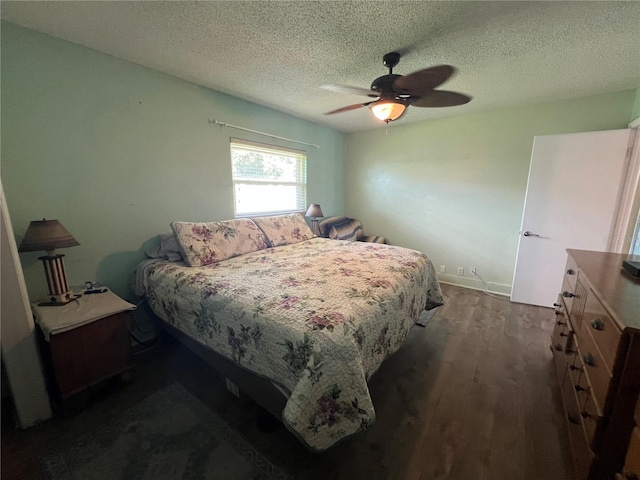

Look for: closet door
[510,129,631,307]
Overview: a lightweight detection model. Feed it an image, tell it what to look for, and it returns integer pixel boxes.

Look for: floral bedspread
[143,238,443,451]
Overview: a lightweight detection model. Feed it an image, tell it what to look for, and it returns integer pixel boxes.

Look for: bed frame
[160,320,288,420]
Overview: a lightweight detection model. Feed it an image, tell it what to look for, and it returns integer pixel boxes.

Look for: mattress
[143,237,442,450]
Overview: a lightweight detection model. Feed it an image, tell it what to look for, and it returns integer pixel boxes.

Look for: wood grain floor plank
[2,285,574,480]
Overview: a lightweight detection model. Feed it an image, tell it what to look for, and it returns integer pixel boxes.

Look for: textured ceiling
[1,1,639,133]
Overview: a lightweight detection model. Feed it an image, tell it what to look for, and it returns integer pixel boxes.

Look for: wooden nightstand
[33,289,136,406]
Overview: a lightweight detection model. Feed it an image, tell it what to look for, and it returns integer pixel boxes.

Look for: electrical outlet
[457,267,464,276]
[439,265,446,274]
[225,378,240,397]
[470,267,477,276]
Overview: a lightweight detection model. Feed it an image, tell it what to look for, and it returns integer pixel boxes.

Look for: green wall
[2,21,636,302]
[1,22,345,301]
[345,91,636,294]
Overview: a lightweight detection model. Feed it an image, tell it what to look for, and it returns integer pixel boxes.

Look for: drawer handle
[569,364,583,372]
[567,412,580,425]
[617,473,639,480]
[553,303,560,307]
[562,291,575,298]
[591,319,604,331]
[566,269,575,275]
[583,353,596,367]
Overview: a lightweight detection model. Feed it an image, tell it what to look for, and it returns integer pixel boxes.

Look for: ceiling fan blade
[324,101,373,115]
[410,90,472,108]
[320,84,379,98]
[393,65,455,96]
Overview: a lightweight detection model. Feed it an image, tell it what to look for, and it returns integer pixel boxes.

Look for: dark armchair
[318,216,387,244]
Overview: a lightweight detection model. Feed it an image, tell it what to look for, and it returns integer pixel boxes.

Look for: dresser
[551,250,640,480]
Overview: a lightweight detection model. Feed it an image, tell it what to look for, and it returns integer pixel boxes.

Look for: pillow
[145,232,183,262]
[252,213,314,247]
[327,218,363,242]
[171,219,268,266]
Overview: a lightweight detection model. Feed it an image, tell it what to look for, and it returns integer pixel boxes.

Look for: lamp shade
[305,204,324,218]
[370,99,406,122]
[18,219,80,253]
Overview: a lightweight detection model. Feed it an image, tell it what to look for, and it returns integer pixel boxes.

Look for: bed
[138,214,443,451]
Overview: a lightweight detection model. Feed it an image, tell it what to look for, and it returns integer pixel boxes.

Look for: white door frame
[510,129,632,307]
[610,128,640,253]
[0,181,52,427]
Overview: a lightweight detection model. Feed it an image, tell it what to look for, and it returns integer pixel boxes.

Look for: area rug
[42,383,290,480]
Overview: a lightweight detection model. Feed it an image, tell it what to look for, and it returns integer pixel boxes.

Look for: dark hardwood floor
[1,284,574,480]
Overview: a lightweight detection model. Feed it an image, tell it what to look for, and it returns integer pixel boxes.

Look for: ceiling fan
[321,52,471,123]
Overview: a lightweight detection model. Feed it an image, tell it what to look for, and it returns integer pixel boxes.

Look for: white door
[510,129,631,307]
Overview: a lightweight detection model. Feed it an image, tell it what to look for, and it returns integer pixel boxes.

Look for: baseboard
[486,282,512,296]
[437,274,512,297]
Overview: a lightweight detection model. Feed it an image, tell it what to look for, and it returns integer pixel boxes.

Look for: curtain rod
[208,119,320,149]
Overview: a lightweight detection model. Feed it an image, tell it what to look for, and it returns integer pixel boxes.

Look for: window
[230,139,307,217]
[632,210,640,255]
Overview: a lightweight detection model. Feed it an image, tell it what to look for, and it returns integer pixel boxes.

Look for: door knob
[523,231,540,237]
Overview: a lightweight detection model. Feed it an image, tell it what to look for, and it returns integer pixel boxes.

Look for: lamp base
[38,290,81,306]
[311,219,321,237]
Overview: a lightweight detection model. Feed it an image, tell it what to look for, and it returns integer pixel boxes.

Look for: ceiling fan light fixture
[322,52,469,123]
[370,99,406,123]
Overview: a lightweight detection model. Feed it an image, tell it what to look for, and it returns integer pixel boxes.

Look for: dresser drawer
[623,427,640,479]
[555,250,640,480]
[552,307,572,353]
[561,276,576,318]
[576,325,612,415]
[567,277,588,332]
[563,369,593,480]
[582,288,621,373]
[567,344,585,388]
[564,255,579,291]
[578,387,603,449]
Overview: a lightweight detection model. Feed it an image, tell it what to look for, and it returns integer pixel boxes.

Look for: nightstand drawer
[47,311,133,399]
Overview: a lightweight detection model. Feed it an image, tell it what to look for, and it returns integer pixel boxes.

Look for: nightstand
[33,289,136,406]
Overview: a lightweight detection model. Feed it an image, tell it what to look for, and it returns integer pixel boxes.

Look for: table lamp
[305,204,324,236]
[18,219,80,305]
